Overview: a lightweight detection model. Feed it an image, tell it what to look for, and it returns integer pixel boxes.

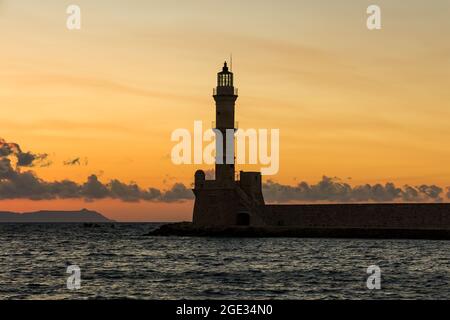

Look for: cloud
[160,183,193,202]
[0,158,16,180]
[418,185,444,201]
[2,163,191,203]
[0,138,50,167]
[63,157,88,166]
[17,152,50,167]
[0,163,193,202]
[263,176,445,203]
[0,138,193,202]
[1,138,448,204]
[0,139,20,157]
[64,158,81,166]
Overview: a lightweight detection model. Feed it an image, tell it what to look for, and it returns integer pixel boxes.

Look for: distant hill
[0,209,114,223]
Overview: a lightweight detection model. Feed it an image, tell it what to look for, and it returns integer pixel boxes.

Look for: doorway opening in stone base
[236,211,250,226]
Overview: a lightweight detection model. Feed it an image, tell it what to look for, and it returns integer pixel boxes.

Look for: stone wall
[262,203,450,230]
[193,188,240,226]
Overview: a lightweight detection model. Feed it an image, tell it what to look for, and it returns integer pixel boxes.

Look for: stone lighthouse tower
[214,62,238,186]
[193,62,265,227]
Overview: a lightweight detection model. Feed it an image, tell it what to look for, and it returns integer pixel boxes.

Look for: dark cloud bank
[0,157,193,202]
[263,176,447,203]
[1,138,449,203]
[0,138,192,202]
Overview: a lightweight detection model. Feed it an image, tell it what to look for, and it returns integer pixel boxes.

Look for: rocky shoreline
[147,222,450,240]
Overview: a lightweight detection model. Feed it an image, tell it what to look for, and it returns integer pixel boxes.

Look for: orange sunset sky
[1,0,449,221]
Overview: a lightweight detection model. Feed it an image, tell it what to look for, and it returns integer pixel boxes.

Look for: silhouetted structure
[192,63,450,230]
[193,62,265,226]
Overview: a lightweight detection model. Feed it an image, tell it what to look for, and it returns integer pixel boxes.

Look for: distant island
[0,209,114,223]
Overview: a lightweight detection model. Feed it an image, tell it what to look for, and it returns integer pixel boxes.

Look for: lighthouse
[166,63,450,237]
[214,62,238,185]
[193,62,265,227]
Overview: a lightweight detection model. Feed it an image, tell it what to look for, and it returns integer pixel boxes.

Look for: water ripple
[0,223,450,299]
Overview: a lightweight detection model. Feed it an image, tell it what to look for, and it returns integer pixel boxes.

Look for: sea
[0,223,449,300]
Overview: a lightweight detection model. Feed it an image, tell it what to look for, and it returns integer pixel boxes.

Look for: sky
[0,0,449,221]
